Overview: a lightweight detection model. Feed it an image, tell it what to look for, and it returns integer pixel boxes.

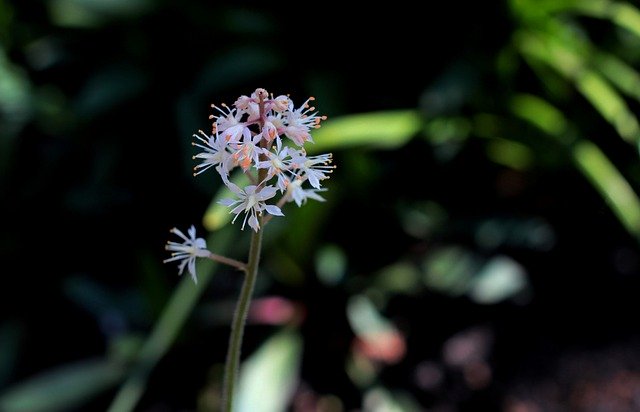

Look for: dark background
[2,1,640,411]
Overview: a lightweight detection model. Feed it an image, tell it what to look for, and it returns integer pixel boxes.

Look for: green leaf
[510,94,569,137]
[510,96,640,240]
[0,322,22,386]
[307,110,421,154]
[594,51,640,102]
[0,359,124,412]
[235,330,302,412]
[572,140,640,237]
[468,256,528,304]
[561,0,640,38]
[516,29,640,144]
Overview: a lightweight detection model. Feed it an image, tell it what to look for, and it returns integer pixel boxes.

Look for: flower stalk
[162,88,333,410]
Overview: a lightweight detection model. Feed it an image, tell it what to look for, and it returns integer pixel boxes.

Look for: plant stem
[207,253,247,271]
[221,221,263,411]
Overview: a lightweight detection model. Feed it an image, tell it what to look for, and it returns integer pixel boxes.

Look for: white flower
[231,131,262,171]
[192,130,235,177]
[219,181,284,232]
[234,94,260,121]
[256,144,293,193]
[210,104,252,144]
[288,179,327,207]
[283,97,327,146]
[290,151,334,189]
[163,225,211,284]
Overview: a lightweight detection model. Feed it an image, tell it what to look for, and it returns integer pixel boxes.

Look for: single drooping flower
[288,178,327,207]
[163,226,211,283]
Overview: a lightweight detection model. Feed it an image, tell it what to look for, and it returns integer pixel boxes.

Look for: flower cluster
[164,89,333,281]
[193,88,334,232]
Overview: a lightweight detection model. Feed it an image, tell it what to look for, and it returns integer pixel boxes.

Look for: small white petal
[265,205,284,216]
[248,214,260,232]
[258,186,277,200]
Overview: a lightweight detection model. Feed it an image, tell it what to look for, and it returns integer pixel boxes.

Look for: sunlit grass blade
[594,51,640,102]
[307,110,421,154]
[235,330,302,412]
[510,95,640,239]
[510,0,640,39]
[572,140,640,237]
[516,29,640,144]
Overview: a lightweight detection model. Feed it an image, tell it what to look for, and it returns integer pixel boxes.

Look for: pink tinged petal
[265,205,284,216]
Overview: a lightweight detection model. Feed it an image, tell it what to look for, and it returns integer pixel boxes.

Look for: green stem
[221,222,263,411]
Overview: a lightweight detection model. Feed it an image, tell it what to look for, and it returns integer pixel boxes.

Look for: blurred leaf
[594,51,640,102]
[475,217,556,251]
[511,0,640,39]
[516,29,640,144]
[48,0,151,27]
[363,387,421,412]
[572,140,640,238]
[308,110,421,154]
[203,172,250,231]
[420,62,477,116]
[347,295,394,337]
[485,139,534,170]
[73,65,147,118]
[314,244,347,286]
[108,227,236,412]
[0,0,14,48]
[0,322,22,387]
[235,330,302,412]
[511,95,640,239]
[399,201,448,239]
[510,94,569,137]
[0,358,124,412]
[560,0,640,38]
[193,47,281,95]
[374,263,421,295]
[576,70,640,144]
[468,256,528,304]
[422,247,479,296]
[0,46,31,177]
[423,117,472,143]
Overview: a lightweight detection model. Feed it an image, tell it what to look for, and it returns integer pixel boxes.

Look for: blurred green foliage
[2,0,640,411]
